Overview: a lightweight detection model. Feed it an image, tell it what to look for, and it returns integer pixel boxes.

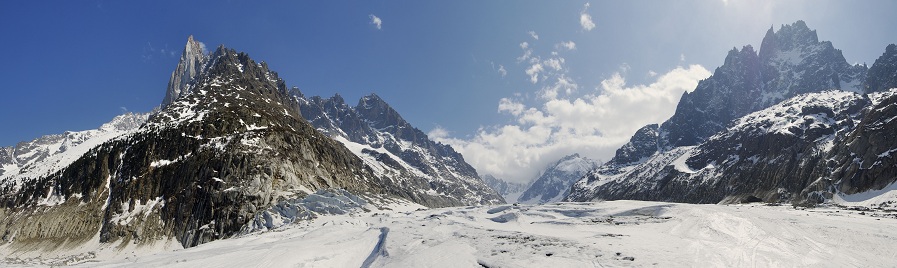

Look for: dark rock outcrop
[865,44,897,93]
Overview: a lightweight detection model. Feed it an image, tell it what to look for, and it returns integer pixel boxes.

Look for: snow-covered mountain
[482,174,527,202]
[0,36,500,252]
[295,93,503,207]
[0,113,148,192]
[568,21,897,205]
[516,154,599,204]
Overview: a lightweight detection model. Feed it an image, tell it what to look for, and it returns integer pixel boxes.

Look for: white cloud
[369,14,382,30]
[580,3,596,31]
[517,42,533,63]
[498,98,525,116]
[680,53,686,62]
[432,65,711,184]
[543,58,564,71]
[428,125,450,140]
[540,75,578,100]
[498,64,507,77]
[525,63,543,84]
[648,70,658,77]
[556,41,576,50]
[528,31,539,40]
[618,63,631,74]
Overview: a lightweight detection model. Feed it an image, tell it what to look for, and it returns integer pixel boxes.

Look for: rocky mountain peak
[357,93,387,109]
[865,43,897,93]
[658,21,865,149]
[98,112,149,132]
[760,21,819,57]
[162,35,209,108]
[609,123,660,166]
[297,90,503,206]
[517,153,599,204]
[356,93,408,130]
[330,93,346,105]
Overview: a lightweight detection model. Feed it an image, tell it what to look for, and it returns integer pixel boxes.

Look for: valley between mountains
[2,20,897,267]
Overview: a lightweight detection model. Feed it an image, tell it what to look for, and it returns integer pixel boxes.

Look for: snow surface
[833,180,897,208]
[671,149,696,174]
[727,90,861,138]
[8,200,895,267]
[0,113,147,192]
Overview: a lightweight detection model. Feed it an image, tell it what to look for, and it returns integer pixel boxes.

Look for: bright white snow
[6,200,893,267]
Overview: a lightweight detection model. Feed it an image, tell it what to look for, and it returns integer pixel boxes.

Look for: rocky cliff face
[567,22,897,206]
[865,44,897,93]
[660,21,867,151]
[0,36,499,252]
[1,43,386,250]
[296,93,504,207]
[162,35,208,108]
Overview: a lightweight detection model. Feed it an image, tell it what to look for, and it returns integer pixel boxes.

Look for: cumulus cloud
[556,41,576,50]
[528,31,540,40]
[498,64,508,77]
[429,125,450,140]
[525,63,544,84]
[432,65,711,184]
[369,14,382,30]
[580,3,596,31]
[498,98,525,116]
[517,42,533,63]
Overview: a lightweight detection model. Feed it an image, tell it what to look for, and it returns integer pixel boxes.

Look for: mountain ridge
[0,36,500,252]
[567,21,897,206]
[516,153,599,204]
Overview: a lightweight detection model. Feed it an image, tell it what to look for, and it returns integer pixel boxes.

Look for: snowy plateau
[4,201,897,267]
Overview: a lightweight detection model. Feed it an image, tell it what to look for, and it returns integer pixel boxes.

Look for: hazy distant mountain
[482,174,528,202]
[517,154,598,204]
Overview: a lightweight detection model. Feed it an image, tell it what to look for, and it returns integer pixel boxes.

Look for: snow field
[60,200,897,267]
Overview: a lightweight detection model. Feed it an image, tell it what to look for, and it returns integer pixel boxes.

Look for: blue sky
[2,1,896,182]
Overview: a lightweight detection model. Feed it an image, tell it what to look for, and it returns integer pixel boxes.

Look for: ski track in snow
[3,200,888,267]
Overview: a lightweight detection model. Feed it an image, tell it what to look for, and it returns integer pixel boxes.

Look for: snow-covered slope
[569,89,897,205]
[296,93,504,207]
[517,154,599,204]
[0,113,148,192]
[11,201,894,267]
[568,21,897,205]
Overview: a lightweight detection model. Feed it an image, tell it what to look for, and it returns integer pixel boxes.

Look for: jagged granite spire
[865,44,897,93]
[162,35,209,107]
[758,20,867,98]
